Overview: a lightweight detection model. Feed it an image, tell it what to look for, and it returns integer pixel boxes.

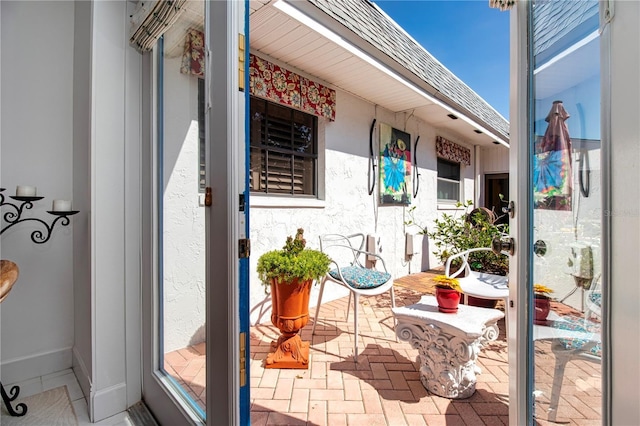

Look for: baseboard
[0,347,72,383]
[72,346,91,402]
[90,381,128,423]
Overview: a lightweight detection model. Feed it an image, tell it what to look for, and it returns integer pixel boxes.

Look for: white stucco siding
[481,145,510,174]
[162,56,206,352]
[248,89,478,324]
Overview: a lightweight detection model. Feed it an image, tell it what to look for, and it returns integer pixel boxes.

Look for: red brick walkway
[164,271,602,425]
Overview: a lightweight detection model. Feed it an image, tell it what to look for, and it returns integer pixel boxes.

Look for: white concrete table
[392,295,504,399]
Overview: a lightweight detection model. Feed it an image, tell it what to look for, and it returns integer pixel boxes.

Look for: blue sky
[373,1,510,119]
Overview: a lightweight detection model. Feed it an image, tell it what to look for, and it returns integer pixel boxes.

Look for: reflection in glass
[530,0,602,423]
[157,3,207,419]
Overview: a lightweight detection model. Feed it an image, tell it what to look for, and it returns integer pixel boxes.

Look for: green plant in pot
[407,200,509,308]
[257,228,331,369]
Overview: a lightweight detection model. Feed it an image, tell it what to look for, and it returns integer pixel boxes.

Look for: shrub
[406,200,509,275]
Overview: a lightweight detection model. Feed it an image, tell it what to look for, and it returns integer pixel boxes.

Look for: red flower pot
[534,295,551,324]
[435,286,461,313]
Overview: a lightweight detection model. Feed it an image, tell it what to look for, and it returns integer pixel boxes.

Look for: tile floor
[2,368,134,425]
[164,271,602,426]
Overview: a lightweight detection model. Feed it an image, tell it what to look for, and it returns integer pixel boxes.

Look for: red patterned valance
[436,136,471,166]
[180,31,336,121]
[180,29,205,77]
[249,54,336,121]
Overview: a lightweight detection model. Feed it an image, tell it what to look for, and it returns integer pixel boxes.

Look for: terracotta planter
[534,295,551,324]
[435,286,461,313]
[265,278,312,369]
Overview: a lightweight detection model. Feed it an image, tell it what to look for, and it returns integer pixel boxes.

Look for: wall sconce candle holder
[0,188,79,244]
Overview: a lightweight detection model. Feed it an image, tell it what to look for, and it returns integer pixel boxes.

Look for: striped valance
[436,136,471,166]
[249,54,336,121]
[130,0,187,52]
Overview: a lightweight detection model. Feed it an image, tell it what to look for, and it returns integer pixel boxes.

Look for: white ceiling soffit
[250,0,508,148]
[534,30,599,100]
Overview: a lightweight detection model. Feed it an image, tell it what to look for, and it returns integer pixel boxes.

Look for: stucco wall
[162,55,206,352]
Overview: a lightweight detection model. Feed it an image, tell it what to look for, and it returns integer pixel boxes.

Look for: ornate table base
[0,260,26,416]
[393,295,504,399]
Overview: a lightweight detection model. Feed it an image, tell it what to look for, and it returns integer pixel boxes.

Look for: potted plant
[533,283,554,324]
[406,200,509,308]
[433,275,463,313]
[257,228,331,369]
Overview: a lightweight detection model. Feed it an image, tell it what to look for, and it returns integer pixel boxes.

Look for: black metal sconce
[0,187,79,244]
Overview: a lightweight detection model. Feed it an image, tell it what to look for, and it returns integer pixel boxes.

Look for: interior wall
[72,0,93,401]
[88,1,141,421]
[0,0,75,383]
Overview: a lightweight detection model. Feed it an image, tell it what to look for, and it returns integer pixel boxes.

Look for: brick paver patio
[164,271,602,425]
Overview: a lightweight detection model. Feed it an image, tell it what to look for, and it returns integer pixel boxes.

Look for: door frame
[509,2,612,425]
[507,2,531,424]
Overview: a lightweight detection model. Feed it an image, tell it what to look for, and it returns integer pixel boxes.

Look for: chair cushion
[555,315,601,357]
[329,266,391,290]
[589,292,602,308]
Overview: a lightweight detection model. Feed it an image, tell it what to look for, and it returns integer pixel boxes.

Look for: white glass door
[141,2,249,424]
[509,1,604,424]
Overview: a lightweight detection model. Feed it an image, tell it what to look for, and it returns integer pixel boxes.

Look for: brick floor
[165,270,602,425]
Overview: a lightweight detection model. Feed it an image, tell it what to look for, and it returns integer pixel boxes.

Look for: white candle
[52,200,72,212]
[16,185,37,197]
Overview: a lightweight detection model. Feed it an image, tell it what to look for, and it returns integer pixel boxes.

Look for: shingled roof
[533,0,598,58]
[305,0,510,140]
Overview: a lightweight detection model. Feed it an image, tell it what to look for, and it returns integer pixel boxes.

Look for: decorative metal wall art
[379,122,411,205]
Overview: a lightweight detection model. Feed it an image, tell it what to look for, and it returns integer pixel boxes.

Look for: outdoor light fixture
[474,129,483,134]
[0,187,79,244]
[493,141,501,145]
[447,113,458,120]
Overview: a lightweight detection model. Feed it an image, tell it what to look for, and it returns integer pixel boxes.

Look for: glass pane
[530,1,602,423]
[437,179,459,202]
[437,158,460,180]
[158,4,207,419]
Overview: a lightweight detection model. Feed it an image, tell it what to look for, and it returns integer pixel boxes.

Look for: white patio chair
[311,233,395,360]
[584,274,602,323]
[534,312,601,422]
[444,247,509,307]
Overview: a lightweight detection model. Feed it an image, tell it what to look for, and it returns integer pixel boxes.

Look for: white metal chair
[534,312,601,422]
[584,274,602,323]
[444,247,509,306]
[311,233,395,359]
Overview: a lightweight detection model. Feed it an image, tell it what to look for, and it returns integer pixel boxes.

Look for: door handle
[492,236,515,256]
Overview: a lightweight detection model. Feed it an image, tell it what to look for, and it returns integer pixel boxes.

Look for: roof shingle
[306,0,510,139]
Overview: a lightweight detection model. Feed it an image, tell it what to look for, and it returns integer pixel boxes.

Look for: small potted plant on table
[533,283,554,324]
[433,275,463,313]
[257,228,331,369]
